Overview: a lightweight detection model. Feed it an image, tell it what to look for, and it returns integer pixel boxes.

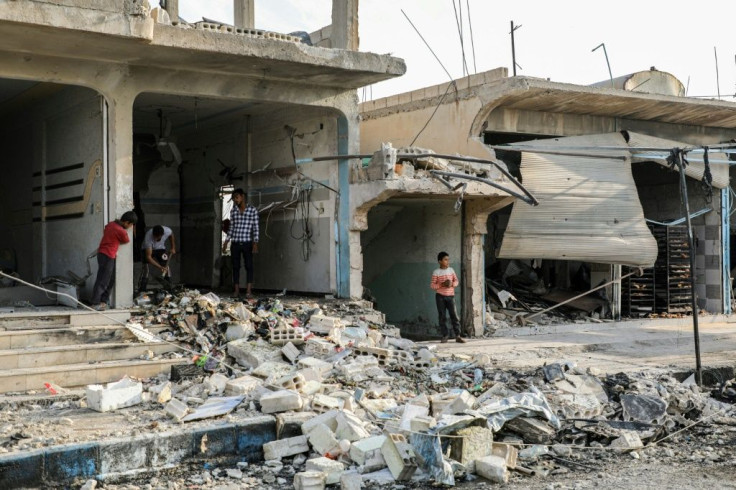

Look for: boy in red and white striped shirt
[430,251,466,343]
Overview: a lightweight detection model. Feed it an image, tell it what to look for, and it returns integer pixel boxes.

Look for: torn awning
[497,131,730,265]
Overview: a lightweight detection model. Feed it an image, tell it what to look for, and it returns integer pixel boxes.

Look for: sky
[154,1,736,102]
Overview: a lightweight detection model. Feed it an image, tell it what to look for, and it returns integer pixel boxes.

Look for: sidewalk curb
[0,415,276,488]
[491,314,736,337]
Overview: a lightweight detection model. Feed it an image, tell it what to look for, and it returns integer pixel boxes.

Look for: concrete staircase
[0,309,186,393]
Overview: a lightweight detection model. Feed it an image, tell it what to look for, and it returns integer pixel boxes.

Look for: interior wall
[175,118,248,288]
[0,84,104,300]
[249,114,338,293]
[362,200,462,337]
[634,162,722,312]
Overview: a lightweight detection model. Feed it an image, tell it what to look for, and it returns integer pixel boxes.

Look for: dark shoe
[441,337,448,343]
[455,336,466,343]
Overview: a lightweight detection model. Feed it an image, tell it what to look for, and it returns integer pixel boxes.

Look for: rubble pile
[2,290,735,488]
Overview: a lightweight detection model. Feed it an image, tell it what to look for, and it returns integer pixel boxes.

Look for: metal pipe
[430,170,538,206]
[676,150,703,386]
[519,268,642,324]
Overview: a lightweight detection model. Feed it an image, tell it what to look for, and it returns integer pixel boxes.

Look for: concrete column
[163,0,179,23]
[331,0,359,50]
[461,197,514,337]
[234,0,255,29]
[107,91,136,308]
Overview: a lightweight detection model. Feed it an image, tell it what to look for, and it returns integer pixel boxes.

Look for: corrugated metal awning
[497,131,727,266]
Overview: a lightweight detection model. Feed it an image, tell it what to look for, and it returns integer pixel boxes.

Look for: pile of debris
[4,290,734,488]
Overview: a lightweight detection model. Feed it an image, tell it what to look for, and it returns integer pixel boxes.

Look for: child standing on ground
[430,251,466,343]
[91,211,138,310]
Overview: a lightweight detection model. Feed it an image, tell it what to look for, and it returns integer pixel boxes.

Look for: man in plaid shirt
[222,188,259,297]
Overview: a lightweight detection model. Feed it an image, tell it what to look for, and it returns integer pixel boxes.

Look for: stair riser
[4,344,177,370]
[0,360,185,393]
[0,326,168,349]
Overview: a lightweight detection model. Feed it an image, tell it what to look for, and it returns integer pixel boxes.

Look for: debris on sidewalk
[1,289,735,488]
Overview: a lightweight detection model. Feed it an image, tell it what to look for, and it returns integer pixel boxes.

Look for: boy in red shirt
[91,211,138,310]
[430,251,466,343]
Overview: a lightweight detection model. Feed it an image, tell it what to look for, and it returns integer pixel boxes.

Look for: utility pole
[510,21,522,76]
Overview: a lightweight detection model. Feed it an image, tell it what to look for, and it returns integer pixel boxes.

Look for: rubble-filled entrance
[132,93,344,295]
[0,79,106,306]
[361,199,462,339]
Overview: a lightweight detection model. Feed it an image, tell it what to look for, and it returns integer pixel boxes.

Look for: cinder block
[308,314,343,334]
[270,323,306,346]
[274,373,306,392]
[165,398,190,421]
[340,471,362,490]
[311,394,342,413]
[263,435,310,460]
[225,375,263,396]
[297,357,333,376]
[306,457,345,485]
[277,411,317,439]
[335,411,370,441]
[301,380,325,396]
[308,423,339,455]
[442,390,476,415]
[450,426,494,473]
[260,390,303,414]
[253,360,294,380]
[305,339,335,358]
[294,470,327,490]
[399,404,429,431]
[475,455,509,483]
[86,377,142,412]
[282,342,301,363]
[381,433,417,481]
[409,415,436,433]
[353,346,390,366]
[302,410,339,434]
[429,392,455,416]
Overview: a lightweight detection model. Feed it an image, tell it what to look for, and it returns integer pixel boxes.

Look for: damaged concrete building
[361,67,736,331]
[0,0,407,309]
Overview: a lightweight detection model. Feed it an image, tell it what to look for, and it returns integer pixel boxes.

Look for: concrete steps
[0,309,188,394]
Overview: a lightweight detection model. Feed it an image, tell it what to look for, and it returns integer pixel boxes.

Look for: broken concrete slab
[308,423,339,455]
[181,395,244,422]
[504,417,557,444]
[621,394,668,424]
[227,338,281,368]
[475,455,509,483]
[306,456,345,485]
[335,411,370,441]
[302,410,340,435]
[225,375,263,396]
[294,470,327,490]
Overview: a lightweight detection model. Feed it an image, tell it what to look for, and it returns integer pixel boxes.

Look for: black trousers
[92,253,115,305]
[436,293,460,337]
[231,241,254,285]
[137,249,169,292]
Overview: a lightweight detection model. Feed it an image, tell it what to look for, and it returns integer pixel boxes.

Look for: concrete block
[475,455,509,483]
[340,471,362,490]
[442,390,476,415]
[253,360,294,380]
[301,380,325,396]
[491,442,518,469]
[165,398,190,421]
[297,367,322,382]
[225,322,253,341]
[305,338,335,358]
[399,403,429,431]
[205,373,228,394]
[429,392,455,416]
[450,426,494,473]
[312,393,343,413]
[260,390,303,414]
[274,372,306,392]
[282,342,301,363]
[409,415,436,433]
[353,346,391,366]
[302,410,339,434]
[277,411,318,439]
[335,411,370,441]
[227,338,280,368]
[225,375,263,396]
[308,314,343,334]
[381,433,417,481]
[609,431,643,450]
[297,357,333,376]
[308,423,339,455]
[294,470,327,490]
[270,323,305,346]
[86,377,142,412]
[306,457,345,485]
[263,435,310,460]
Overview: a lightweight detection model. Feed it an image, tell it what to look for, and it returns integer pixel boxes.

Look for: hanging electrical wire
[410,80,457,146]
[466,0,477,74]
[289,184,314,261]
[451,0,469,76]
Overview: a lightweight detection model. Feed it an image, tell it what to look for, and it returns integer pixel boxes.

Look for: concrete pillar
[162,0,178,22]
[107,91,136,308]
[461,197,514,337]
[331,0,359,50]
[234,0,255,29]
